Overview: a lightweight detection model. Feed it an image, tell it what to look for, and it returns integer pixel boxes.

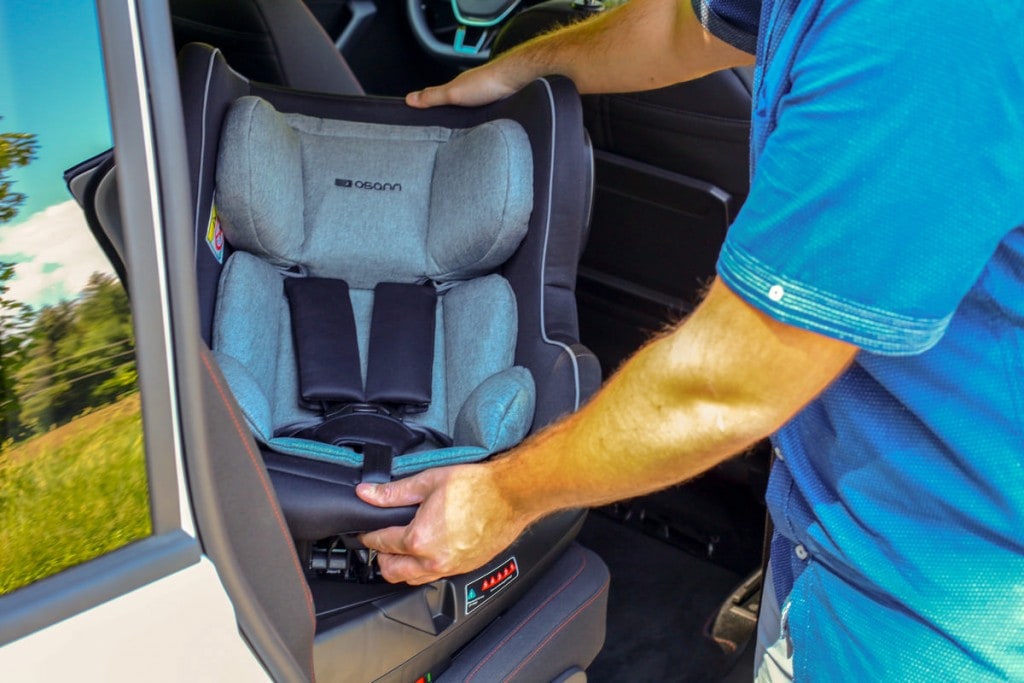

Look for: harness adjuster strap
[284,277,449,454]
[360,443,394,484]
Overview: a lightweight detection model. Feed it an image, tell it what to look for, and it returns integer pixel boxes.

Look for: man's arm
[359,279,857,584]
[406,0,755,108]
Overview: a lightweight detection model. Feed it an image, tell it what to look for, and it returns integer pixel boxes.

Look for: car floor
[578,508,760,682]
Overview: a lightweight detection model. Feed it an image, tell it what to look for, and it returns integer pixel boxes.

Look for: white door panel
[0,557,268,682]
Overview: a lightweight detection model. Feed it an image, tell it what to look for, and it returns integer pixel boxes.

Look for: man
[358,0,1024,678]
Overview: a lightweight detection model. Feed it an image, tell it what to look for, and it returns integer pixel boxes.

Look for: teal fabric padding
[271,291,316,429]
[239,276,525,442]
[427,121,533,281]
[268,436,491,476]
[213,252,283,424]
[440,275,519,434]
[216,97,305,267]
[453,366,535,451]
[391,446,491,476]
[414,295,450,434]
[213,350,273,439]
[349,287,373,378]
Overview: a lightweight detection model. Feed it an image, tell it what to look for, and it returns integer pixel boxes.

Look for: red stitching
[501,575,609,682]
[200,351,317,677]
[465,550,599,682]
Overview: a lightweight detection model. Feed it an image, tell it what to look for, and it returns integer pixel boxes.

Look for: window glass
[0,1,151,595]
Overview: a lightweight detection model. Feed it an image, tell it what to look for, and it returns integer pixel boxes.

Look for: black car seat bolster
[264,450,416,539]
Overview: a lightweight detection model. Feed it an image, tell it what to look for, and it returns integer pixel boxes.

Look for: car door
[0,1,267,678]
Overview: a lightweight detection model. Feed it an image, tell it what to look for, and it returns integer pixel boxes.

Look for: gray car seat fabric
[212,95,540,478]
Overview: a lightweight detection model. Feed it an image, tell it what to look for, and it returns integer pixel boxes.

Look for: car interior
[72,0,769,680]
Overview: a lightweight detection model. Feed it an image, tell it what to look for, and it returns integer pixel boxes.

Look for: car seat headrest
[215,96,534,287]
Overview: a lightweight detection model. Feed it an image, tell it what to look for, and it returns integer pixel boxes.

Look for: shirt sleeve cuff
[690,0,758,55]
[717,239,952,356]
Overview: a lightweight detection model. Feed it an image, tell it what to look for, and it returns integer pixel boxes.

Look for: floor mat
[579,513,753,682]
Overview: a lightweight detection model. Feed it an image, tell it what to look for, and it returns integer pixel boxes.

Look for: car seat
[170,0,364,96]
[178,42,607,682]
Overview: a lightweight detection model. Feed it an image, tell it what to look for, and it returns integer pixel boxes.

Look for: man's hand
[406,63,523,109]
[357,463,529,584]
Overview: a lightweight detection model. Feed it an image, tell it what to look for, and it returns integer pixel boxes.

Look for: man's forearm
[500,0,754,93]
[490,279,857,524]
[358,280,855,584]
[407,0,754,107]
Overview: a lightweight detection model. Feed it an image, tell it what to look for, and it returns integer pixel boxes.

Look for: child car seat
[178,43,606,682]
[213,93,547,540]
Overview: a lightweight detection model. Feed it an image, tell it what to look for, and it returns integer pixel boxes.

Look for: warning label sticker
[465,556,519,615]
[206,202,224,264]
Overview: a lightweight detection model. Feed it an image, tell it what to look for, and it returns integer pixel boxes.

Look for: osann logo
[335,178,402,192]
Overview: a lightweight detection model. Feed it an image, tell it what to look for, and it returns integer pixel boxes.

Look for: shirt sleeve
[717,1,1024,355]
[690,0,761,54]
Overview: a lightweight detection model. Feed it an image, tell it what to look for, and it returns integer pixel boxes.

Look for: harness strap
[282,278,447,459]
[284,277,363,408]
[365,282,437,411]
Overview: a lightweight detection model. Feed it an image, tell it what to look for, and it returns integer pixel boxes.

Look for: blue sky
[0,0,114,307]
[0,0,112,223]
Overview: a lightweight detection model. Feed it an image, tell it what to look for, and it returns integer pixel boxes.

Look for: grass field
[0,394,151,595]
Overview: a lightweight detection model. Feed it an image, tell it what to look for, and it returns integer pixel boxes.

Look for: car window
[0,1,151,596]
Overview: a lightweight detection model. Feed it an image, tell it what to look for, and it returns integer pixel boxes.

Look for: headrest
[215,96,533,287]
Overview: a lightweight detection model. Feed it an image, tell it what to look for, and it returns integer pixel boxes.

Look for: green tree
[16,301,76,433]
[0,119,38,224]
[69,272,137,405]
[16,275,135,435]
[1,262,35,441]
[0,120,39,442]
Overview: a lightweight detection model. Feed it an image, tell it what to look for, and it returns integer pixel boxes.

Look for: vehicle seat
[169,0,363,95]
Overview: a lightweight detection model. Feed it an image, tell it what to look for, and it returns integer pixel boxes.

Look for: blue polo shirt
[694,0,1024,679]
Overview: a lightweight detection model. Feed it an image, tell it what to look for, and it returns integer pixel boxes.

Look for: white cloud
[0,200,115,309]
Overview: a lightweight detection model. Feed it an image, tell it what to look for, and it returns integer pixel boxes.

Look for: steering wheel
[406,0,525,64]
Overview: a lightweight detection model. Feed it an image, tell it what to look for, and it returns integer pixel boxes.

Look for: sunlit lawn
[0,394,151,594]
